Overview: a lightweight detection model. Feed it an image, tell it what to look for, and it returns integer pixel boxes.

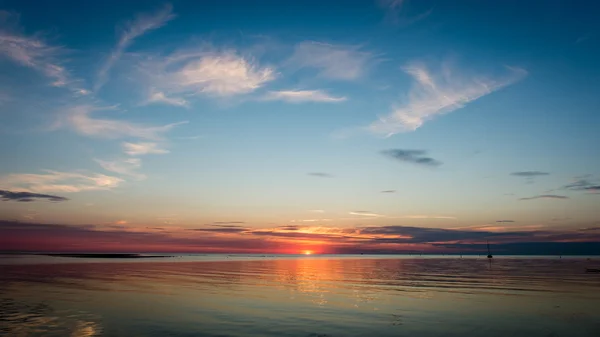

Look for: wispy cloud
[191,226,249,233]
[496,220,515,223]
[288,41,373,81]
[511,171,549,177]
[139,49,276,104]
[381,190,396,193]
[398,215,456,220]
[290,219,332,223]
[511,171,550,183]
[0,10,83,91]
[144,90,189,107]
[510,171,550,178]
[0,189,68,202]
[59,105,187,140]
[94,158,145,180]
[378,0,433,26]
[122,142,169,156]
[575,33,594,45]
[349,211,385,217]
[368,60,527,136]
[210,222,245,227]
[95,3,175,91]
[382,149,442,167]
[308,172,334,178]
[0,170,123,193]
[519,195,569,201]
[263,90,346,103]
[563,177,600,193]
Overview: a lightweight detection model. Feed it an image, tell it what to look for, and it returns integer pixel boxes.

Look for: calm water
[1,255,599,337]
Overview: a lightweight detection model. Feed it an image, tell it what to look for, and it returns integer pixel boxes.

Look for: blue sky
[0,0,599,253]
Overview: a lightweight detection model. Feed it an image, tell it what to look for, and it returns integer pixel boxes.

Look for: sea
[1,254,599,337]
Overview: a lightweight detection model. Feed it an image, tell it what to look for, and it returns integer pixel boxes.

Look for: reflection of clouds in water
[0,298,101,336]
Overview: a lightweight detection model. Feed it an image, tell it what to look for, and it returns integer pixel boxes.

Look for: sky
[1,0,599,254]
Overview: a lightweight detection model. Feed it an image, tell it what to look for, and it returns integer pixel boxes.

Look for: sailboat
[487,240,493,259]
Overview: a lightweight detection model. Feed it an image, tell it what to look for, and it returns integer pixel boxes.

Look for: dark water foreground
[1,255,599,337]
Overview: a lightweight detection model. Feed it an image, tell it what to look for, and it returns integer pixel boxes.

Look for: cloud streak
[349,211,385,217]
[144,90,189,107]
[382,149,441,167]
[368,60,527,136]
[511,171,550,177]
[95,158,146,180]
[263,90,346,103]
[308,172,334,178]
[0,189,68,202]
[0,10,85,92]
[61,105,187,140]
[563,178,600,193]
[288,41,373,81]
[95,4,175,91]
[0,170,123,193]
[378,0,433,26]
[122,142,169,156]
[519,195,569,201]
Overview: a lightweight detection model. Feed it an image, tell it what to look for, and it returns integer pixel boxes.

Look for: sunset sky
[1,0,599,254]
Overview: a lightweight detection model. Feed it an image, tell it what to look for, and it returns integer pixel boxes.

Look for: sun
[303,250,313,255]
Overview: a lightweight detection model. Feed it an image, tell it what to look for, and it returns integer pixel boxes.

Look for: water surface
[1,255,599,336]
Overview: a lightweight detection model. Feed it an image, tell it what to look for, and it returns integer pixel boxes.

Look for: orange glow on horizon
[303,250,313,255]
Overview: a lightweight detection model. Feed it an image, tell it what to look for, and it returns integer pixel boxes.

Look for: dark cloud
[277,225,300,231]
[308,172,334,178]
[250,230,347,241]
[496,220,515,223]
[2,220,600,255]
[435,242,600,256]
[190,227,248,233]
[0,190,68,202]
[381,149,441,167]
[357,225,520,243]
[209,222,246,228]
[0,220,272,253]
[510,171,550,177]
[579,227,600,232]
[563,178,600,192]
[519,195,569,200]
[381,190,396,193]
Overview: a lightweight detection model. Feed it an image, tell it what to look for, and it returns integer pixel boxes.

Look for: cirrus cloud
[59,105,187,140]
[368,60,527,136]
[0,170,123,193]
[262,90,346,103]
[139,49,276,105]
[95,3,175,91]
[287,41,374,81]
[122,142,169,156]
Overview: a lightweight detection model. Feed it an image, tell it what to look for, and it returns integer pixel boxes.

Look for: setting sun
[303,250,313,255]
